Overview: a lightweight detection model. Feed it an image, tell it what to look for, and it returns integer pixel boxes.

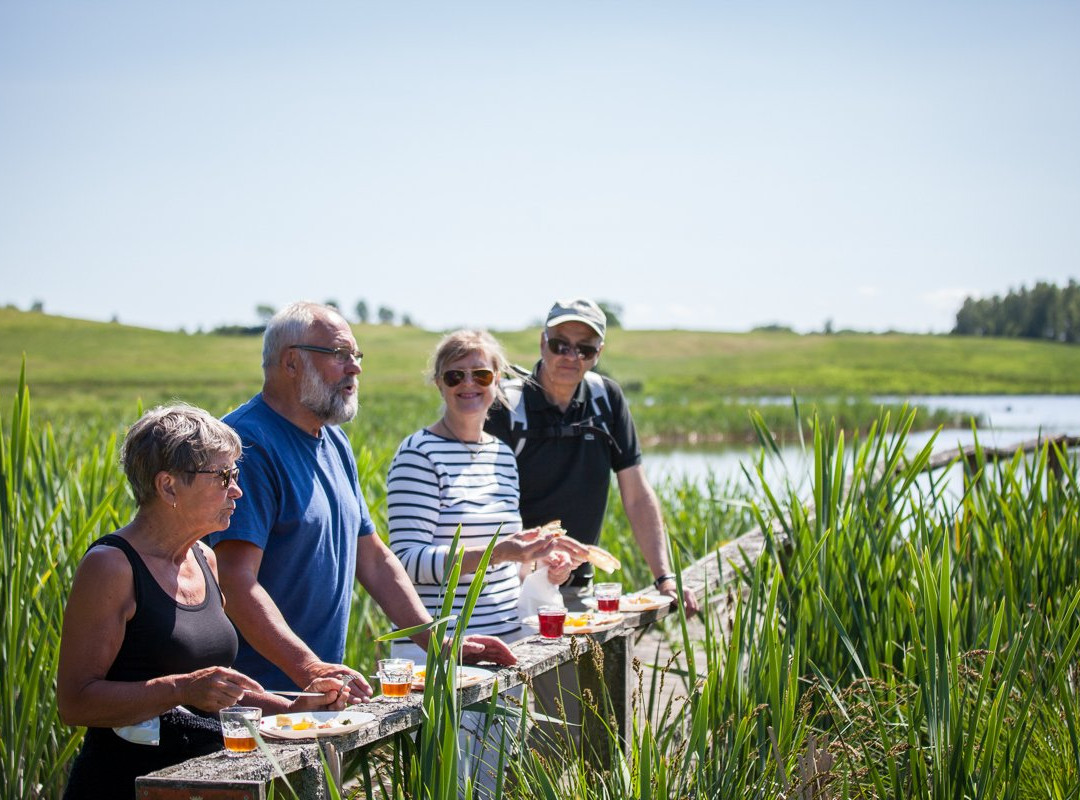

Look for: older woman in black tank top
[57,405,349,799]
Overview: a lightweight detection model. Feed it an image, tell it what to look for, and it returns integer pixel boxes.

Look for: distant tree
[29,300,44,313]
[325,299,340,312]
[596,300,623,329]
[255,304,276,324]
[401,314,414,327]
[355,300,369,324]
[377,305,395,325]
[751,323,795,334]
[952,280,1080,343]
[823,318,834,335]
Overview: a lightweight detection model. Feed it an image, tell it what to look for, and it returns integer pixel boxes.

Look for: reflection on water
[646,395,1080,495]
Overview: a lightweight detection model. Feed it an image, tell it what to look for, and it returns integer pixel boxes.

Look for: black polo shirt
[485,362,642,586]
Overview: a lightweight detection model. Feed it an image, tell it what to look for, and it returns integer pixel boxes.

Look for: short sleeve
[207,437,277,550]
[605,378,643,473]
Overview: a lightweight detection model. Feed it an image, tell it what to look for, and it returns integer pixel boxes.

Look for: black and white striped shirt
[387,429,523,639]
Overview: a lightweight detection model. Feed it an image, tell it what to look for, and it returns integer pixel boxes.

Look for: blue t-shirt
[208,394,376,689]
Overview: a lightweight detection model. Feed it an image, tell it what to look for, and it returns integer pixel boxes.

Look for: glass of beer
[219,706,261,755]
[377,658,414,700]
[537,605,567,643]
[594,582,622,616]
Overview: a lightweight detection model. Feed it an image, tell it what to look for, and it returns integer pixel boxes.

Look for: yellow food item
[292,720,314,731]
[565,613,592,627]
[274,714,292,727]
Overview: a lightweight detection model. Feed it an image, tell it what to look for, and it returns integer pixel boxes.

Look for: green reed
[1,364,126,798]
[483,406,1080,798]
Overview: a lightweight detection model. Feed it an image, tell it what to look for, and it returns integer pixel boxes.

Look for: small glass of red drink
[594,582,622,616]
[537,605,567,643]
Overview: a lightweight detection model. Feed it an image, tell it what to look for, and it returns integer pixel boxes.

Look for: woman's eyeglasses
[441,369,496,387]
[544,333,600,360]
[186,467,240,489]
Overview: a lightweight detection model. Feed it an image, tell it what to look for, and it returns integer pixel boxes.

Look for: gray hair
[429,329,511,408]
[121,404,242,506]
[262,301,346,370]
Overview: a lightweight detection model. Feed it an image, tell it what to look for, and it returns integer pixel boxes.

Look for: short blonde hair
[429,329,510,408]
[121,404,242,506]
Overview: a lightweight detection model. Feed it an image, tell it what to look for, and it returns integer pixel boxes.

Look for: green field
[3,308,1079,446]
[2,306,1080,449]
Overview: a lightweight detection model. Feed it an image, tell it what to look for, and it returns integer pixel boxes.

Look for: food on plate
[622,594,669,609]
[585,545,620,573]
[562,612,623,629]
[411,667,485,690]
[268,715,357,732]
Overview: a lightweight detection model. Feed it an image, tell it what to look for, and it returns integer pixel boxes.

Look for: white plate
[411,665,492,691]
[522,612,625,635]
[259,708,375,739]
[583,593,672,613]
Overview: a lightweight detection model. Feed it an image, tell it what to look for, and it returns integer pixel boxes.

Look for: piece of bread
[540,520,566,537]
[585,545,620,573]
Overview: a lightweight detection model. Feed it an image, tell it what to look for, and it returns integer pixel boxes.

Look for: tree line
[953,280,1080,343]
[255,300,414,327]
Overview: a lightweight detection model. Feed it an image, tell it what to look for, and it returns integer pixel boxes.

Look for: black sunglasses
[289,344,364,365]
[185,466,240,489]
[441,368,496,387]
[545,333,600,360]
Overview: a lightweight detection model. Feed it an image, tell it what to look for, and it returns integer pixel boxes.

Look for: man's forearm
[223,580,323,687]
[357,539,435,650]
[627,498,672,579]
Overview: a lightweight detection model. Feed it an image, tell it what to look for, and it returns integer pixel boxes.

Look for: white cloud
[921,287,974,312]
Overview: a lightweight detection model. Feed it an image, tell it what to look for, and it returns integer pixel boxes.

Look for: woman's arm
[57,547,260,728]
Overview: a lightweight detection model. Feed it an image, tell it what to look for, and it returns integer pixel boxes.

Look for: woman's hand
[544,550,574,586]
[179,666,264,712]
[493,527,559,564]
[552,535,590,567]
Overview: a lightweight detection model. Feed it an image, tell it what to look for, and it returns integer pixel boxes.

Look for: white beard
[299,365,358,425]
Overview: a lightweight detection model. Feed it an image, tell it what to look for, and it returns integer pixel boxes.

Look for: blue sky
[1,1,1077,333]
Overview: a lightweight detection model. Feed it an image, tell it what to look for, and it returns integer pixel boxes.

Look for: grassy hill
[3,308,1079,444]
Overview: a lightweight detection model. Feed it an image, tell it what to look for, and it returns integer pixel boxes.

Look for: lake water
[645,395,1080,494]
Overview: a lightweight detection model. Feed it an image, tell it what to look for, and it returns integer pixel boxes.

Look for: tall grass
[484,407,1080,798]
[1,365,126,797]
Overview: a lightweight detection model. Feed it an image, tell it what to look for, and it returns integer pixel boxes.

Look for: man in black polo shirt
[486,297,698,612]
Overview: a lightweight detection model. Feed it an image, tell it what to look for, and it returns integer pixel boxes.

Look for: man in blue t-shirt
[209,302,514,698]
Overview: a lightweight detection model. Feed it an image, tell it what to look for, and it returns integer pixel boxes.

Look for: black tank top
[63,535,239,800]
[97,533,238,679]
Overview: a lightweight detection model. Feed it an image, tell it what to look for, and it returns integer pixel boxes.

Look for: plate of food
[410,665,492,691]
[583,593,672,613]
[522,611,625,635]
[259,709,375,739]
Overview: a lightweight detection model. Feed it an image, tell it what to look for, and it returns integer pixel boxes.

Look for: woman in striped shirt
[388,329,586,646]
[386,329,587,795]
